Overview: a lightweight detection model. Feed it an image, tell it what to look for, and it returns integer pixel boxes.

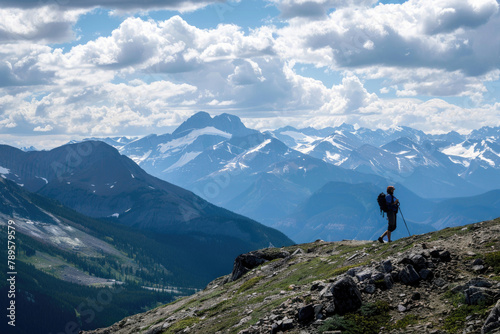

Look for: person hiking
[378,186,399,243]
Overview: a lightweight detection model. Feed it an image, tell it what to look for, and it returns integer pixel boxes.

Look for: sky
[0,0,500,148]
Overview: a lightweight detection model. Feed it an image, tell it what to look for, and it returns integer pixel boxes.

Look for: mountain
[71,112,500,241]
[119,111,259,183]
[82,218,500,334]
[0,142,293,283]
[0,177,186,334]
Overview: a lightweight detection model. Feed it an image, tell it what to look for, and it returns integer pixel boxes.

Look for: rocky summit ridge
[84,219,500,334]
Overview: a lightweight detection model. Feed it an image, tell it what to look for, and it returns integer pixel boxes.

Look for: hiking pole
[398,205,412,237]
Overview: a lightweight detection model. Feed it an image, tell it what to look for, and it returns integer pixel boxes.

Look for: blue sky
[0,0,499,148]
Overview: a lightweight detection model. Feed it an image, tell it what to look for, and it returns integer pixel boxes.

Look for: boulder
[399,265,421,285]
[465,287,499,306]
[355,269,373,282]
[230,250,290,281]
[231,253,267,281]
[419,268,434,281]
[298,304,315,323]
[329,276,363,315]
[381,260,393,273]
[439,250,452,262]
[410,254,427,270]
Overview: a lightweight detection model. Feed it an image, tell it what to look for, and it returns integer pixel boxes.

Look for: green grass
[441,291,491,333]
[237,276,264,294]
[318,301,391,334]
[390,314,419,330]
[484,251,500,274]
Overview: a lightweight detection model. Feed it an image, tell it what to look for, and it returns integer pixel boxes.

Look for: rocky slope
[83,218,500,334]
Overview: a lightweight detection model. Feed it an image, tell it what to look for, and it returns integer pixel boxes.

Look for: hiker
[378,186,399,243]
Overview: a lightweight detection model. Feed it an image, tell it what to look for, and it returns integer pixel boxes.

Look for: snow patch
[158,127,231,153]
[131,150,152,165]
[244,139,272,156]
[36,176,49,184]
[163,151,202,172]
[441,143,480,159]
[111,213,119,218]
[0,166,10,174]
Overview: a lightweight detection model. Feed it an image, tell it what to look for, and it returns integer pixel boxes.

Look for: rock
[384,274,394,290]
[430,249,441,258]
[433,278,447,288]
[398,304,407,312]
[292,248,305,256]
[464,286,499,305]
[419,268,434,280]
[473,265,486,273]
[372,271,385,282]
[329,276,363,315]
[298,304,315,323]
[439,250,452,262]
[311,281,327,291]
[282,318,294,330]
[482,300,500,334]
[346,267,360,277]
[230,251,290,281]
[324,302,335,316]
[473,258,485,266]
[356,269,373,282]
[143,325,163,334]
[412,292,421,300]
[363,284,376,294]
[410,254,427,270]
[314,304,324,319]
[399,265,421,285]
[381,260,393,273]
[231,253,268,281]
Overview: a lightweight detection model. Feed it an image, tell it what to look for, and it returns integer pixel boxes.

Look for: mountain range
[73,111,500,243]
[0,140,293,333]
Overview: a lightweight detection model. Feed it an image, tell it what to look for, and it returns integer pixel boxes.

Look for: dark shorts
[387,211,397,232]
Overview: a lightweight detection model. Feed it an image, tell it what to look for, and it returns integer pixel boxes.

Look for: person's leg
[379,230,388,242]
[387,211,397,242]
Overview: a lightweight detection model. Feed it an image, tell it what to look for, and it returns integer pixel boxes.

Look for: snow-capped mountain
[66,112,500,242]
[118,112,258,184]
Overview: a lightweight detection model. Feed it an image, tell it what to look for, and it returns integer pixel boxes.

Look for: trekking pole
[398,205,412,237]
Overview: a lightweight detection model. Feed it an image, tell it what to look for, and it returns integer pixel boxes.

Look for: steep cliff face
[83,218,500,334]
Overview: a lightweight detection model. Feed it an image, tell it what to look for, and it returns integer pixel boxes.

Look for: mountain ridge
[82,217,500,334]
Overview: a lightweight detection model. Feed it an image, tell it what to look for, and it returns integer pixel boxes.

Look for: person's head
[387,186,395,194]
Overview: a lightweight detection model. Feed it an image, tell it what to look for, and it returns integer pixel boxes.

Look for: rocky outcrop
[230,249,291,281]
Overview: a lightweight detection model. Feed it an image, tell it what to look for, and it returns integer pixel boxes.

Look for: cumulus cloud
[1,1,499,145]
[275,0,500,96]
[0,7,84,43]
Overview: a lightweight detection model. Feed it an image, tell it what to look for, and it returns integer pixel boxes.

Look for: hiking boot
[378,237,384,243]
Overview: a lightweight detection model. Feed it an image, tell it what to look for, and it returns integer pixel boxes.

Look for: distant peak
[173,112,255,138]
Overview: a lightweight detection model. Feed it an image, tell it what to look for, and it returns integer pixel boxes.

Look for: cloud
[33,124,53,132]
[0,7,83,43]
[275,0,500,91]
[0,3,499,144]
[0,0,222,13]
[269,0,378,19]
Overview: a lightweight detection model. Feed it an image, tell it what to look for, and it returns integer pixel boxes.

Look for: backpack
[377,192,388,216]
